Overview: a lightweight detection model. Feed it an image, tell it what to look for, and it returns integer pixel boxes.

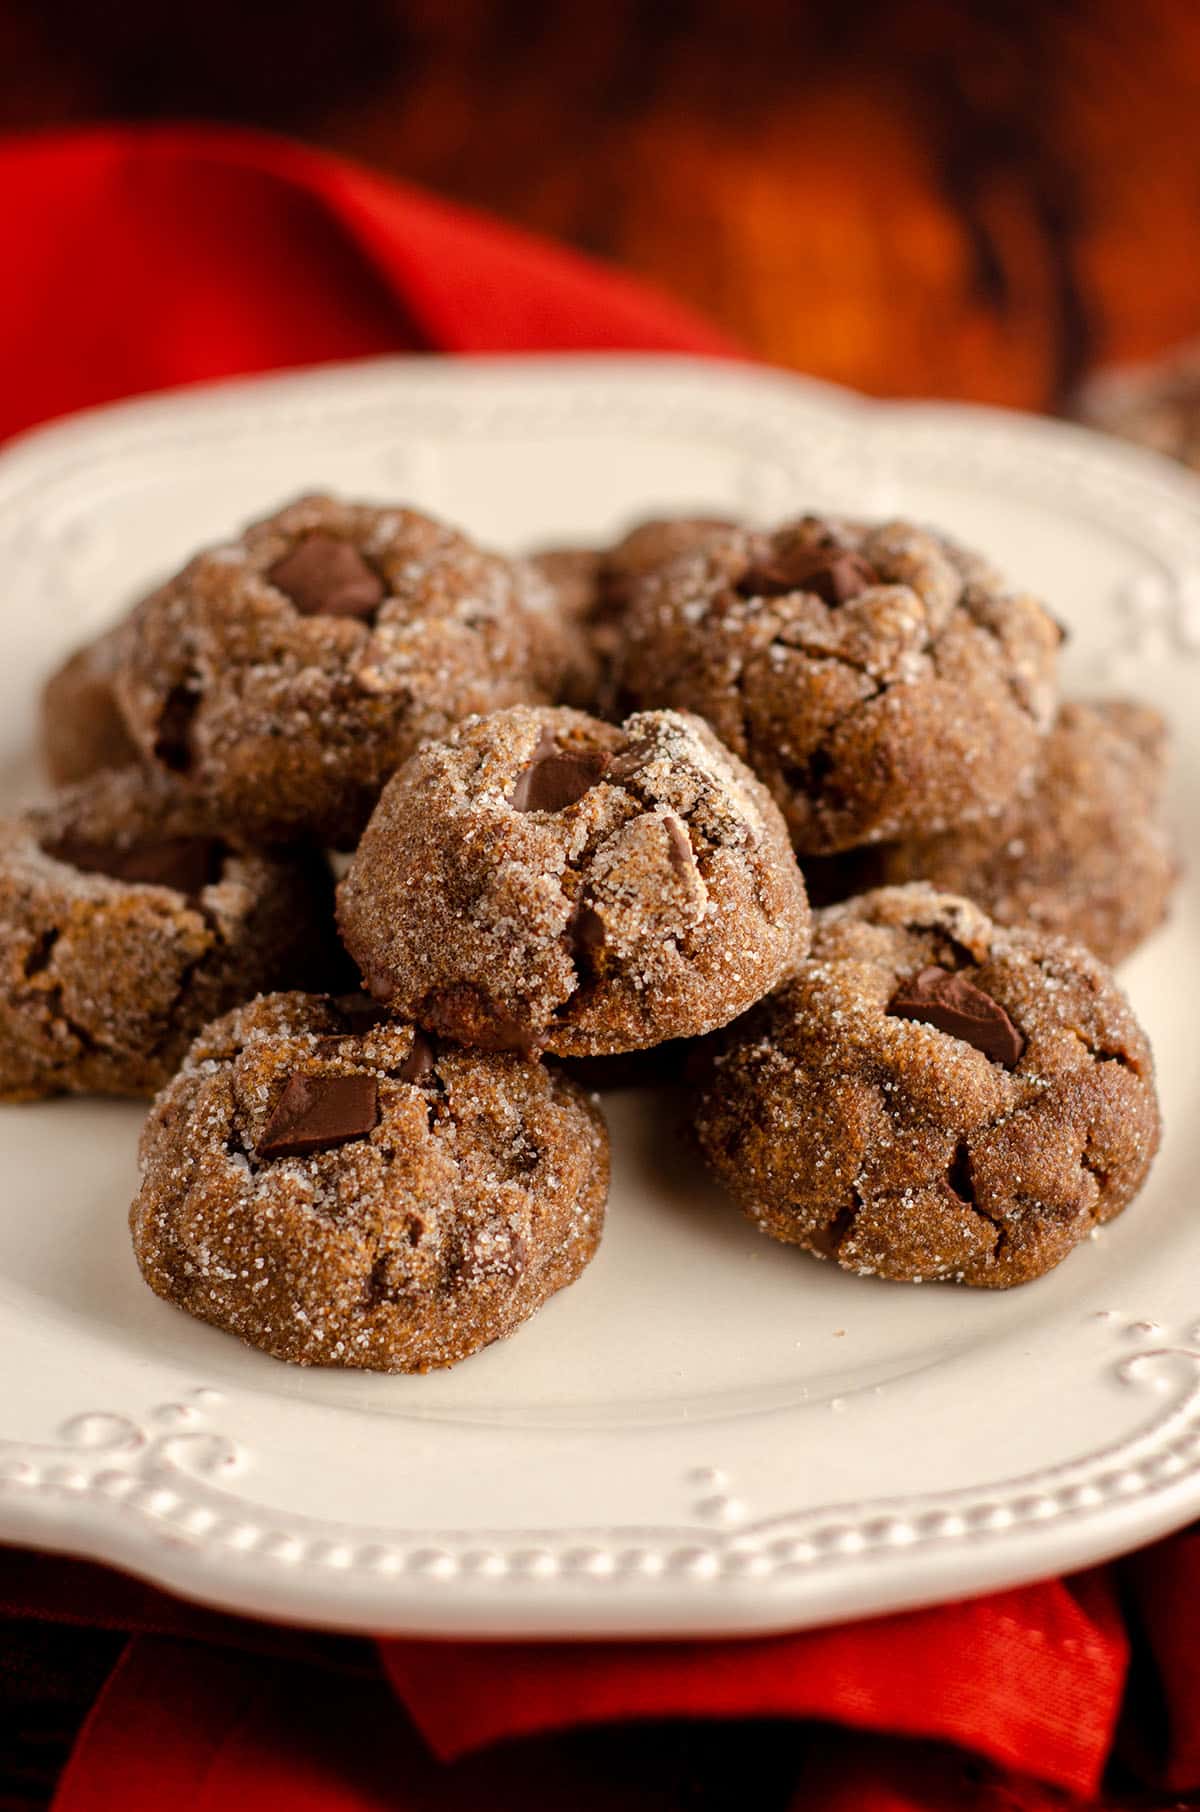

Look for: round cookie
[1076,345,1200,472]
[112,493,572,846]
[337,704,811,1057]
[614,515,1062,853]
[533,514,738,712]
[0,768,337,1100]
[859,699,1178,965]
[695,884,1160,1288]
[41,626,139,785]
[131,991,609,1371]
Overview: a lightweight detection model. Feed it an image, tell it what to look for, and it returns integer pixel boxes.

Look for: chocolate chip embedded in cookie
[614,515,1062,853]
[695,883,1161,1288]
[336,703,811,1057]
[40,626,139,785]
[130,991,610,1371]
[0,768,339,1101]
[111,494,573,847]
[862,699,1178,965]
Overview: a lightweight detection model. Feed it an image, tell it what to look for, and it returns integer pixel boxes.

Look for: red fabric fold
[0,122,1193,1810]
[1,123,737,447]
[381,1573,1127,1798]
[1118,1526,1200,1790]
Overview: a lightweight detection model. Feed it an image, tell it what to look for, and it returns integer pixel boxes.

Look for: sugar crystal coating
[0,768,340,1101]
[131,991,610,1371]
[112,493,575,846]
[614,515,1062,853]
[854,699,1178,964]
[337,703,812,1056]
[695,883,1161,1288]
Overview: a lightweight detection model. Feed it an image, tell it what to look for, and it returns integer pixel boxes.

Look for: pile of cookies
[3,493,1175,1370]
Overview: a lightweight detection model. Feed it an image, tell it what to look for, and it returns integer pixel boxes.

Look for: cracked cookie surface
[112,493,572,846]
[337,704,811,1057]
[695,883,1160,1287]
[854,699,1178,965]
[614,516,1062,853]
[0,769,337,1100]
[131,991,609,1371]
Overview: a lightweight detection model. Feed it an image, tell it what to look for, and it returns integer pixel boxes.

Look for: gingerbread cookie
[112,494,572,846]
[695,884,1160,1287]
[533,515,738,712]
[614,516,1062,853]
[860,700,1177,965]
[0,768,336,1100]
[131,991,609,1370]
[41,626,138,785]
[337,704,811,1056]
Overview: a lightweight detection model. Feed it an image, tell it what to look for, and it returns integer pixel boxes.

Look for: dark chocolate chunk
[154,682,199,772]
[607,738,654,783]
[332,993,389,1034]
[738,546,878,606]
[664,815,695,875]
[395,1031,436,1085]
[256,1072,379,1159]
[888,965,1025,1068]
[509,735,611,812]
[268,534,385,621]
[45,834,224,897]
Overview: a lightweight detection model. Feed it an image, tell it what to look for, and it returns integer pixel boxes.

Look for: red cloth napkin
[0,124,1192,1810]
[1,122,736,446]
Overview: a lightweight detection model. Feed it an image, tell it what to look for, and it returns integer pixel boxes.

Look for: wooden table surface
[2,0,1199,410]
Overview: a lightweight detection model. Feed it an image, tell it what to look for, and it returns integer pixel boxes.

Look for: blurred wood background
[3,0,1198,409]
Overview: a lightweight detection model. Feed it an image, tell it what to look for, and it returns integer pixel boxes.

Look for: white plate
[1,354,1198,1638]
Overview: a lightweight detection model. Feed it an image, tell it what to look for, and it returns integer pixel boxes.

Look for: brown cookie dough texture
[532,515,738,712]
[615,515,1062,853]
[41,626,139,784]
[695,884,1160,1288]
[0,768,337,1100]
[112,494,573,846]
[862,700,1178,965]
[131,992,609,1371]
[337,704,811,1057]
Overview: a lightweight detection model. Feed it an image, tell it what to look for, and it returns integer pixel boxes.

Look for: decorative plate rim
[0,352,1196,1636]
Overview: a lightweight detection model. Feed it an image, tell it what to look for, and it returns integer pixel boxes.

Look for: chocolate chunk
[154,682,199,772]
[607,738,654,783]
[508,735,612,811]
[331,993,389,1035]
[46,834,224,897]
[268,534,385,621]
[738,547,878,606]
[395,1031,436,1085]
[256,1072,379,1159]
[888,965,1025,1068]
[664,815,695,875]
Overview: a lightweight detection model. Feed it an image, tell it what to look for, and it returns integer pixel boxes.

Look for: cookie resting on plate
[695,884,1160,1287]
[532,514,738,714]
[131,992,610,1371]
[614,515,1062,854]
[0,767,337,1100]
[111,493,573,846]
[40,624,139,785]
[336,703,812,1057]
[853,699,1178,966]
